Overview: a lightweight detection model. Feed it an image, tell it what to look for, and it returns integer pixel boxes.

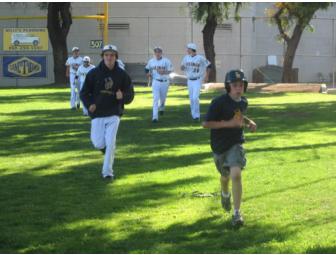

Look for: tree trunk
[202,13,217,82]
[47,3,72,85]
[282,25,304,83]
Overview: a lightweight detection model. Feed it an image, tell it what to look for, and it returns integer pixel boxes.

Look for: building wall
[0,2,336,87]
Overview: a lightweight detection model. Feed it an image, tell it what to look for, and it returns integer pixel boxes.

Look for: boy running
[202,70,257,227]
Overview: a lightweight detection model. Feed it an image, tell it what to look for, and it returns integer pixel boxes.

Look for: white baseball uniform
[76,64,95,115]
[66,56,83,109]
[145,57,173,120]
[91,115,120,178]
[181,54,210,119]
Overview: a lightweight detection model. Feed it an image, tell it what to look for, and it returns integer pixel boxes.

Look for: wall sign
[3,28,49,51]
[3,56,47,78]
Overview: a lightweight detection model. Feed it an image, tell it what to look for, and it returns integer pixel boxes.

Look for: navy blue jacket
[80,60,134,119]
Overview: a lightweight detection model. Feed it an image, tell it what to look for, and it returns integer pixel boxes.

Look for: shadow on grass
[104,216,293,253]
[0,103,209,157]
[1,93,334,150]
[0,169,209,253]
[244,176,336,202]
[0,91,69,104]
[305,245,336,254]
[0,200,295,253]
[246,141,336,154]
[1,88,336,253]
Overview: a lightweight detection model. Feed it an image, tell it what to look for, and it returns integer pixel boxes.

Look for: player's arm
[243,115,257,132]
[75,68,80,80]
[180,57,186,71]
[80,70,95,112]
[145,68,151,79]
[203,59,211,83]
[165,59,173,75]
[65,58,70,78]
[119,72,134,104]
[145,62,152,79]
[65,65,70,78]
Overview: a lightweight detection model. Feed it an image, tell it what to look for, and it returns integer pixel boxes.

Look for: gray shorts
[213,144,246,177]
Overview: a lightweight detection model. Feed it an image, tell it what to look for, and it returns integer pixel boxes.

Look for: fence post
[147,16,150,60]
[239,18,242,69]
[333,18,335,88]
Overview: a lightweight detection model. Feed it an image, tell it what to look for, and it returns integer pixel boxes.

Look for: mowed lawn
[0,85,335,253]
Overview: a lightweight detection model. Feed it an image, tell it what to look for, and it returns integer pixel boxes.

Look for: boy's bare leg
[220,175,230,194]
[230,166,242,212]
[230,166,244,226]
[220,175,231,212]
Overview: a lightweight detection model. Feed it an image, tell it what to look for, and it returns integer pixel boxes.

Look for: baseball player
[181,43,211,121]
[145,46,173,122]
[202,70,257,227]
[76,56,95,116]
[80,44,134,180]
[66,47,83,110]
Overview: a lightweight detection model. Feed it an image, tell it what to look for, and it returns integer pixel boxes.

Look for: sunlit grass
[0,86,335,253]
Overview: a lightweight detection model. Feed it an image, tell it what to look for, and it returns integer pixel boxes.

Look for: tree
[47,3,72,84]
[267,3,332,83]
[190,3,243,82]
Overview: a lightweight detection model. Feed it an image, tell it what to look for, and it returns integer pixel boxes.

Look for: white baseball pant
[80,82,88,115]
[90,116,120,177]
[152,79,169,120]
[69,73,80,109]
[187,79,202,119]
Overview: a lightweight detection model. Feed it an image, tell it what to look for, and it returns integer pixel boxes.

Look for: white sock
[222,191,230,197]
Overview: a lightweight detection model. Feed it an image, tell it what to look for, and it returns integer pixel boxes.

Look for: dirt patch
[203,82,323,93]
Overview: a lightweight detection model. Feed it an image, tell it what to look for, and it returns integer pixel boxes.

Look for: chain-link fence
[1,12,335,86]
[105,16,336,86]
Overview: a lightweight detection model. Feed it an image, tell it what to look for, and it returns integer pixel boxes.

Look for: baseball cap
[153,46,163,52]
[187,43,197,51]
[83,56,90,62]
[102,44,118,54]
[72,46,79,52]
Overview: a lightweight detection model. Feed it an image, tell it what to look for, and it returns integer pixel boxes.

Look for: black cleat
[100,147,106,155]
[102,175,114,181]
[152,119,158,123]
[76,104,80,109]
[159,111,164,116]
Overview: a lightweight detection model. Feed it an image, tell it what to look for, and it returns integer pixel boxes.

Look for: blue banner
[3,56,47,78]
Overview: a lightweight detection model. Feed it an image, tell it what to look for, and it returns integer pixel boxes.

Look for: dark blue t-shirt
[205,93,248,154]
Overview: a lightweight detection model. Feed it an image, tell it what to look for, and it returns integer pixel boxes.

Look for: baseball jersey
[145,57,173,81]
[76,64,95,84]
[205,93,248,154]
[66,56,83,74]
[181,55,210,80]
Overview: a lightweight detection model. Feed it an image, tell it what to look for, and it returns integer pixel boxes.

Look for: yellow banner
[3,28,48,51]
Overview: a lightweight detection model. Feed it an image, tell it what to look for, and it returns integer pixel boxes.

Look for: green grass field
[0,86,335,253]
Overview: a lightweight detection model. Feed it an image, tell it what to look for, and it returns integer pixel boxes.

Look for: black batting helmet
[225,69,248,93]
